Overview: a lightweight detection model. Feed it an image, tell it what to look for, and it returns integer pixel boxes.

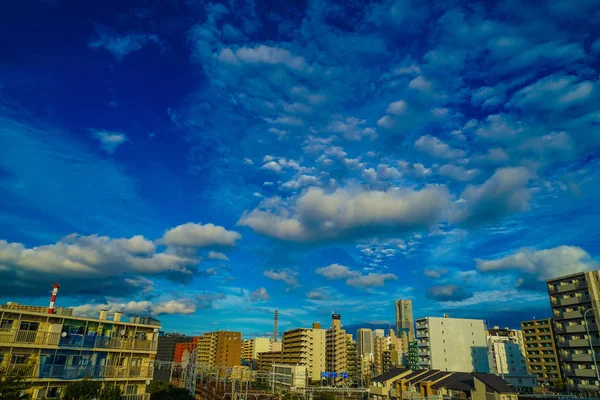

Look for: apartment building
[196,331,242,368]
[174,336,199,363]
[346,334,360,385]
[520,319,561,388]
[281,323,326,382]
[325,314,347,385]
[373,336,386,376]
[257,350,283,371]
[0,304,159,399]
[395,300,415,342]
[242,337,272,362]
[357,328,373,357]
[416,316,489,373]
[487,328,536,391]
[157,333,192,362]
[547,270,600,392]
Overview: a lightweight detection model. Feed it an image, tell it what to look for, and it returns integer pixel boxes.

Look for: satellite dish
[120,329,126,336]
[61,332,67,337]
[182,350,190,369]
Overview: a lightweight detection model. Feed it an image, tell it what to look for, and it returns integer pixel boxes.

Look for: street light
[583,307,600,383]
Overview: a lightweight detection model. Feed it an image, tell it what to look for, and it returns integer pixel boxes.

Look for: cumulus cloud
[476,245,598,290]
[161,222,241,247]
[327,116,376,141]
[427,284,473,301]
[424,268,448,279]
[207,251,229,261]
[264,269,299,287]
[238,186,451,242]
[220,45,307,71]
[414,135,466,159]
[92,130,128,154]
[250,287,270,302]
[72,295,212,318]
[88,25,161,61]
[439,165,479,181]
[452,167,532,226]
[307,290,326,300]
[315,264,397,289]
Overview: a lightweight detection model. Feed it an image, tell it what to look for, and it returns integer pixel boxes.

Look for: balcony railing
[4,363,154,380]
[0,330,157,351]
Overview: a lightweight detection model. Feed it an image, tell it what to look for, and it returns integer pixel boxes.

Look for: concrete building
[272,364,307,393]
[395,300,415,342]
[197,331,242,368]
[281,323,326,382]
[257,350,283,371]
[0,304,159,399]
[325,314,347,385]
[174,336,199,363]
[374,329,385,338]
[370,367,411,400]
[271,341,282,352]
[416,316,489,373]
[374,336,387,376]
[547,270,600,392]
[520,318,562,388]
[357,328,373,357]
[157,333,191,362]
[242,337,272,362]
[487,328,536,391]
[346,334,360,386]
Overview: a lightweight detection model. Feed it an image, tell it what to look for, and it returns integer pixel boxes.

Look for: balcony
[564,368,598,378]
[558,339,590,348]
[3,364,154,380]
[0,330,157,352]
[416,331,428,339]
[552,295,591,306]
[418,351,430,357]
[562,353,593,362]
[558,310,583,320]
[549,281,587,294]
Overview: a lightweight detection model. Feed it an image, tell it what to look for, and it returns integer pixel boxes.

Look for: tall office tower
[197,331,242,367]
[416,316,489,372]
[547,270,600,392]
[487,327,537,390]
[326,314,348,386]
[373,329,385,338]
[395,299,415,342]
[357,328,374,357]
[281,323,326,382]
[521,318,562,388]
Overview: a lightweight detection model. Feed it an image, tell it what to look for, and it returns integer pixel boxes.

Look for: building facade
[257,350,283,371]
[416,317,489,373]
[357,328,373,357]
[156,333,191,362]
[325,314,347,385]
[346,334,360,385]
[242,337,272,362]
[0,304,159,399]
[196,331,242,368]
[547,270,600,392]
[272,364,307,392]
[395,300,415,342]
[281,324,326,382]
[487,328,536,391]
[520,318,562,388]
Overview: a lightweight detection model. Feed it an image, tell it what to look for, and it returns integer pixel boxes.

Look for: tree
[62,379,101,400]
[99,386,122,400]
[0,366,31,400]
[147,381,194,400]
[147,380,171,393]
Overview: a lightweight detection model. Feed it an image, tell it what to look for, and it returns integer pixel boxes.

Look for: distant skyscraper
[357,328,373,357]
[373,329,384,338]
[395,299,414,342]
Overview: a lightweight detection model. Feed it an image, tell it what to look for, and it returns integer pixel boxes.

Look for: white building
[487,328,537,390]
[242,337,273,361]
[373,329,385,338]
[272,364,307,392]
[416,316,489,373]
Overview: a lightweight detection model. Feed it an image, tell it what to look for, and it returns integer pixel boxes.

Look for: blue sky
[1,0,600,337]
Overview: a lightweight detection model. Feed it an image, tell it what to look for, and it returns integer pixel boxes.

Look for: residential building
[0,304,159,399]
[174,336,199,363]
[346,334,360,386]
[520,318,562,388]
[407,341,419,370]
[271,340,282,352]
[374,329,385,338]
[325,314,347,385]
[487,328,536,391]
[373,336,386,375]
[272,364,307,392]
[196,330,242,368]
[370,367,411,400]
[157,333,191,362]
[257,350,283,371]
[416,316,489,372]
[281,323,326,382]
[357,328,373,357]
[396,370,518,400]
[242,337,272,362]
[547,270,600,392]
[395,300,415,342]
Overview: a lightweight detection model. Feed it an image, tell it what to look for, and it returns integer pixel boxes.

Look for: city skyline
[2,0,600,337]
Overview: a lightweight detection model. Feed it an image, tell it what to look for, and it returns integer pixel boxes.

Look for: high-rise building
[487,327,537,390]
[346,334,360,385]
[547,270,600,392]
[373,329,385,338]
[242,337,273,362]
[395,300,415,342]
[157,333,192,362]
[373,336,386,376]
[174,336,199,363]
[357,328,373,357]
[521,318,562,388]
[0,303,159,399]
[416,316,489,372]
[326,314,348,385]
[197,331,242,368]
[281,323,326,382]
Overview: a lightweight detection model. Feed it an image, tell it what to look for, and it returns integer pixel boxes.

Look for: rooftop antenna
[48,283,60,314]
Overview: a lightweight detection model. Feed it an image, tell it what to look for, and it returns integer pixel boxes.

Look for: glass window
[0,319,13,330]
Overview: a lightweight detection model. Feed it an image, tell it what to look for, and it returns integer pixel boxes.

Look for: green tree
[0,366,31,400]
[99,386,122,400]
[147,380,171,393]
[147,381,194,400]
[314,392,336,400]
[62,379,101,400]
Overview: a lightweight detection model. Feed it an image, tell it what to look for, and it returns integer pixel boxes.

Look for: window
[11,354,29,364]
[20,321,39,331]
[0,319,13,331]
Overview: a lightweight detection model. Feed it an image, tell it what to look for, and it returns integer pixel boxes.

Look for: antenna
[48,283,60,314]
[273,308,279,342]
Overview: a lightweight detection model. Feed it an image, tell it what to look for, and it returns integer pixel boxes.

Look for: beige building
[357,328,373,357]
[242,337,273,362]
[257,350,283,371]
[395,300,414,342]
[281,323,326,382]
[272,364,307,392]
[373,336,387,376]
[547,270,600,392]
[325,314,347,385]
[520,318,562,388]
[197,331,242,368]
[0,303,159,399]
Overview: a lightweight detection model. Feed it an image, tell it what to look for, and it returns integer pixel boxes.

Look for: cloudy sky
[1,0,600,336]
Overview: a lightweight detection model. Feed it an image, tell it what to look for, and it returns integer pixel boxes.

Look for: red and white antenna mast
[48,283,60,314]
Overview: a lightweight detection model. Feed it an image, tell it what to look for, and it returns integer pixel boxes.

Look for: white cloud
[423,268,448,278]
[250,287,270,302]
[414,135,465,159]
[73,297,200,318]
[409,76,432,92]
[88,27,161,61]
[243,158,254,165]
[264,269,299,287]
[439,165,479,181]
[475,114,524,140]
[238,185,451,242]
[92,130,128,154]
[315,264,358,279]
[222,45,307,71]
[508,74,596,111]
[161,222,241,247]
[315,264,397,289]
[476,245,598,289]
[207,251,229,261]
[327,116,376,141]
[261,161,282,173]
[427,284,473,301]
